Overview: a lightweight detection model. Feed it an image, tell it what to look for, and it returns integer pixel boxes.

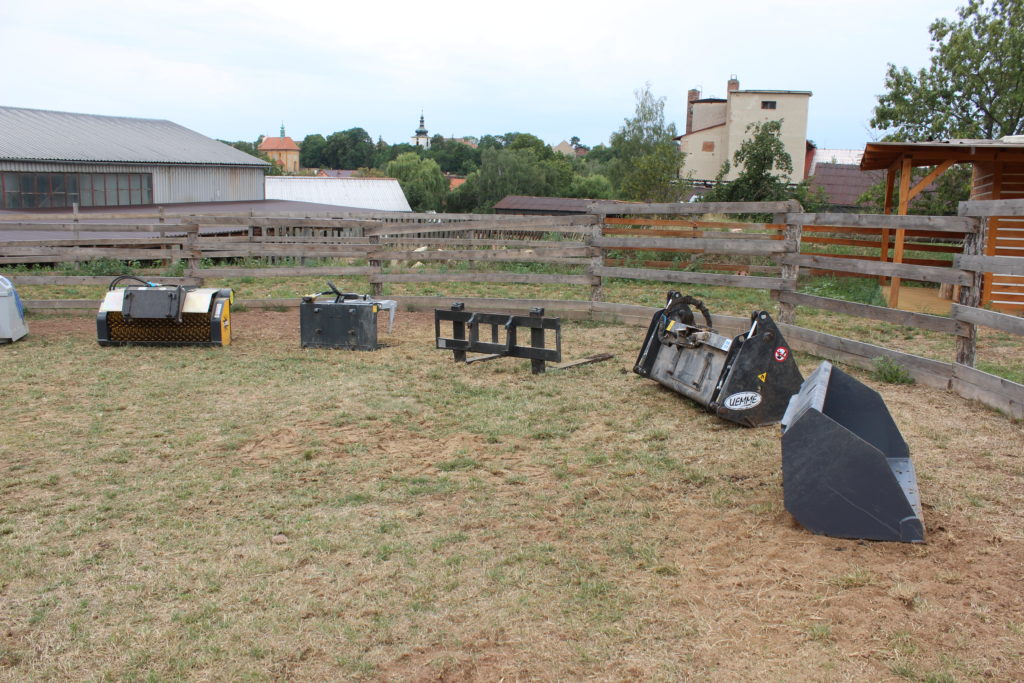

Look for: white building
[676,77,811,183]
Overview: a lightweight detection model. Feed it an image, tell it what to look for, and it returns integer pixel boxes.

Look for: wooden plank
[954,254,1024,275]
[776,324,953,390]
[778,291,962,334]
[379,237,583,248]
[782,254,971,285]
[593,266,791,290]
[950,304,1024,336]
[0,222,197,233]
[591,200,800,215]
[396,295,592,313]
[603,258,780,273]
[369,272,598,285]
[0,237,188,248]
[786,212,977,233]
[194,266,376,278]
[604,218,784,231]
[363,216,597,237]
[959,198,1024,217]
[0,248,182,265]
[368,247,595,260]
[594,236,789,254]
[951,364,1024,420]
[8,275,200,286]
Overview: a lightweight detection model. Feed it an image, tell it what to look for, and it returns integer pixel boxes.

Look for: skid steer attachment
[780,361,925,543]
[97,276,232,347]
[633,291,803,427]
[300,282,396,351]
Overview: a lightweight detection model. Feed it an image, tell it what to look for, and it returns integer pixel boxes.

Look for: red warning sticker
[773,346,789,362]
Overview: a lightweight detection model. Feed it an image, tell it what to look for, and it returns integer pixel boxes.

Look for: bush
[872,356,915,385]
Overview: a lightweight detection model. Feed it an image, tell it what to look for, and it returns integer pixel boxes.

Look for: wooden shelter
[861,138,1024,311]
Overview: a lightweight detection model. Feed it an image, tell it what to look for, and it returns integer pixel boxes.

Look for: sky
[1,0,966,153]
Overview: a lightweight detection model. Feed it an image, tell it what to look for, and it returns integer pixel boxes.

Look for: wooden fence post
[588,218,604,302]
[185,224,200,283]
[369,234,383,297]
[955,216,987,367]
[777,213,802,324]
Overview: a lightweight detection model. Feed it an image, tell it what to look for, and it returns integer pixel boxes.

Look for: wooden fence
[1,200,1021,418]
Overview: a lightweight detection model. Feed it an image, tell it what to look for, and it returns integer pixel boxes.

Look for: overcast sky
[2,0,965,152]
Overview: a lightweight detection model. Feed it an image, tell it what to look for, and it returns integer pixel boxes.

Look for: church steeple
[280,122,286,137]
[412,112,430,148]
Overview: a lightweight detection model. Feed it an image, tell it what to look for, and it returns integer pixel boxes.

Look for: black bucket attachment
[781,361,925,543]
[633,292,803,427]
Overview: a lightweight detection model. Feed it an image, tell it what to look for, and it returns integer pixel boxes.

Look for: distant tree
[324,127,375,169]
[857,163,973,215]
[704,120,793,203]
[353,167,386,178]
[221,139,283,175]
[425,135,480,175]
[504,132,555,160]
[567,173,614,199]
[607,85,685,201]
[871,0,1024,141]
[299,134,327,169]
[385,153,448,212]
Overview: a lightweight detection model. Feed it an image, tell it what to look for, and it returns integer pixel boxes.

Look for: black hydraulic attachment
[435,304,611,374]
[633,291,803,427]
[780,361,925,543]
[300,281,396,351]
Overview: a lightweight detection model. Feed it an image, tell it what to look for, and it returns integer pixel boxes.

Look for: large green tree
[324,128,375,169]
[606,85,685,202]
[299,134,327,169]
[385,153,448,212]
[871,0,1024,141]
[704,120,793,203]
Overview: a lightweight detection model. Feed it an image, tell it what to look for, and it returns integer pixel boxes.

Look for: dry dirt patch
[1,309,1021,681]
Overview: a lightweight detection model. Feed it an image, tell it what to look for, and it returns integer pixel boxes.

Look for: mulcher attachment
[633,292,803,427]
[97,276,232,346]
[780,361,925,543]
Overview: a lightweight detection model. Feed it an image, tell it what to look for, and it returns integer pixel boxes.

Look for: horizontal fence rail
[3,200,1024,419]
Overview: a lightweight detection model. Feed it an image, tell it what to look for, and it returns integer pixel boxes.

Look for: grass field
[2,304,1022,681]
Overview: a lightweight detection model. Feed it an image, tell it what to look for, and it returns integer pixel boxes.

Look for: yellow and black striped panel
[105,311,216,344]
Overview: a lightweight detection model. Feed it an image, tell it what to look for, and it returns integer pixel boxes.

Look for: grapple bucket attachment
[781,361,925,543]
[633,292,803,427]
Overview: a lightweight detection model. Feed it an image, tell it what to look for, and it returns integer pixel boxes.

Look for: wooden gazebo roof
[861,138,1024,171]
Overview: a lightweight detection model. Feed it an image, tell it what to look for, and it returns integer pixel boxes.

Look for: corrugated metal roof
[0,106,269,167]
[265,177,411,211]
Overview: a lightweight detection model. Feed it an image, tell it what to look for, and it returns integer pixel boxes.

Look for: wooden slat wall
[972,161,1024,311]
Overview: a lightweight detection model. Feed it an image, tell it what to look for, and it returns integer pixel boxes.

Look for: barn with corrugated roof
[0,105,268,209]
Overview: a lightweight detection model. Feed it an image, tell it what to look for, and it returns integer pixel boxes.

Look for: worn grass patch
[0,310,1022,681]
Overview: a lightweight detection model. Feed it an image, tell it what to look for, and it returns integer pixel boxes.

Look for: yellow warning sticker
[667,320,675,331]
[758,372,767,382]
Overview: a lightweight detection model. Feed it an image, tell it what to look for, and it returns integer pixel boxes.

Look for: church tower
[412,113,430,148]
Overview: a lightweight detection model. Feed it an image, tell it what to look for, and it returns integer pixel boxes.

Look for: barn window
[0,172,152,209]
